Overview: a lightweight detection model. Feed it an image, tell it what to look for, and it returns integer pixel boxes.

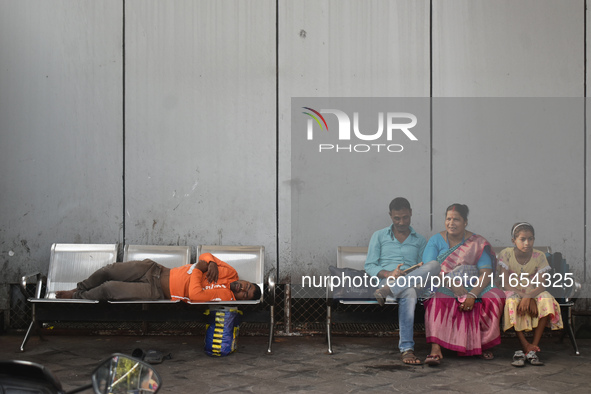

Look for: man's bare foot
[374,287,392,306]
[55,289,76,299]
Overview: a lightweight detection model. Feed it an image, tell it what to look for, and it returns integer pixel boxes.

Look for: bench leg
[562,305,580,355]
[20,303,43,352]
[267,303,275,354]
[20,320,40,352]
[141,304,149,335]
[326,303,333,355]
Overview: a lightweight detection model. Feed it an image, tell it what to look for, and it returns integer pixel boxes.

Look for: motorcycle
[0,353,161,394]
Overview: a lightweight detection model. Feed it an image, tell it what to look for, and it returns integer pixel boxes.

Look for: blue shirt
[422,233,492,270]
[364,225,427,277]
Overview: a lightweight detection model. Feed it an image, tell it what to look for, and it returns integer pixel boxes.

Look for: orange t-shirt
[168,253,239,303]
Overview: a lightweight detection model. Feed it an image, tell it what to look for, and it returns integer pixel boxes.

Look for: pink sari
[424,234,505,356]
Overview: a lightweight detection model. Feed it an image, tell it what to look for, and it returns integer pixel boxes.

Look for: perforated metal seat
[197,245,264,305]
[108,244,192,304]
[21,243,118,351]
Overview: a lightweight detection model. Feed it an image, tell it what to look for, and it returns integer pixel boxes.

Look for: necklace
[514,249,531,266]
[446,231,465,248]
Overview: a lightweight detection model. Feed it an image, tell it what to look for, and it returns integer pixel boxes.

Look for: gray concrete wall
[432,0,587,304]
[124,1,276,270]
[279,0,431,281]
[0,1,123,314]
[1,1,589,313]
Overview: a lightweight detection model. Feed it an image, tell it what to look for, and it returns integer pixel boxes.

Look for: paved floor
[1,333,590,393]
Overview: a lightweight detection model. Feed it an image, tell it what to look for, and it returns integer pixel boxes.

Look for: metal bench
[327,245,582,356]
[107,244,192,305]
[123,244,191,269]
[21,244,275,354]
[116,244,274,353]
[493,246,581,355]
[20,243,119,351]
[327,246,402,354]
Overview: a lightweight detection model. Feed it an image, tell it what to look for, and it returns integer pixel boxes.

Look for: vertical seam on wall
[584,0,587,282]
[122,0,126,248]
[429,0,433,231]
[275,0,280,279]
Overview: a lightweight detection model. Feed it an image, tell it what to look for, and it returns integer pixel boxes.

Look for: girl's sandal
[526,351,544,366]
[511,350,525,367]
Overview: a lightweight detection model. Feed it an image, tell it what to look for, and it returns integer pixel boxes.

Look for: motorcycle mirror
[0,359,64,393]
[91,353,162,394]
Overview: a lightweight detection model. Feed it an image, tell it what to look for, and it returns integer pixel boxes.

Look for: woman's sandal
[424,354,441,366]
[401,350,422,366]
[526,351,544,366]
[511,350,525,367]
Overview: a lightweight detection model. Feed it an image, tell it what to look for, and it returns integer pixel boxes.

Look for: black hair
[389,197,411,212]
[252,283,262,300]
[511,222,535,239]
[446,203,469,221]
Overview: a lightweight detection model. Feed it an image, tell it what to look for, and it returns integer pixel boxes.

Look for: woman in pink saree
[422,204,505,365]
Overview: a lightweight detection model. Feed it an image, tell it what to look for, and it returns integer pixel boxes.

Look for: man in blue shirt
[365,197,439,365]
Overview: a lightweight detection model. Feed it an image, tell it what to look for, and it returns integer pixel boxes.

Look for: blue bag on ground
[204,307,242,357]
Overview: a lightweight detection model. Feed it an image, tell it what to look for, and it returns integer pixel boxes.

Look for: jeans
[382,260,440,352]
[75,259,165,301]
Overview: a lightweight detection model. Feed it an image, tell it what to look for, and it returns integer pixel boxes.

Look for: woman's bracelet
[467,291,478,299]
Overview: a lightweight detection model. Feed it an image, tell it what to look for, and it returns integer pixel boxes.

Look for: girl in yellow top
[497,222,563,367]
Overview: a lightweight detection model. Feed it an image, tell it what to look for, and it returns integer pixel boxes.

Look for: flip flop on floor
[131,348,145,359]
[424,354,441,366]
[144,350,173,365]
[131,348,173,364]
[401,350,422,365]
[511,350,525,367]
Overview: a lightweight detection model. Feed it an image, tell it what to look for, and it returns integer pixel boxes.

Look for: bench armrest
[266,270,276,304]
[21,272,46,299]
[326,282,333,304]
[565,280,582,302]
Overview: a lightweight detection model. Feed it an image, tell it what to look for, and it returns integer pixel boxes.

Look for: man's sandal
[511,350,525,367]
[401,350,422,366]
[424,354,441,366]
[526,351,544,366]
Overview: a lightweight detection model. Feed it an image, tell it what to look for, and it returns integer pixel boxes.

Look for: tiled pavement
[1,333,590,393]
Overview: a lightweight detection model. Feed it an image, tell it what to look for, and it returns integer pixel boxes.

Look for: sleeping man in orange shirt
[56,252,261,302]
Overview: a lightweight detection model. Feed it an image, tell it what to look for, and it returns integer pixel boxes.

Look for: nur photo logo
[302,107,419,153]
